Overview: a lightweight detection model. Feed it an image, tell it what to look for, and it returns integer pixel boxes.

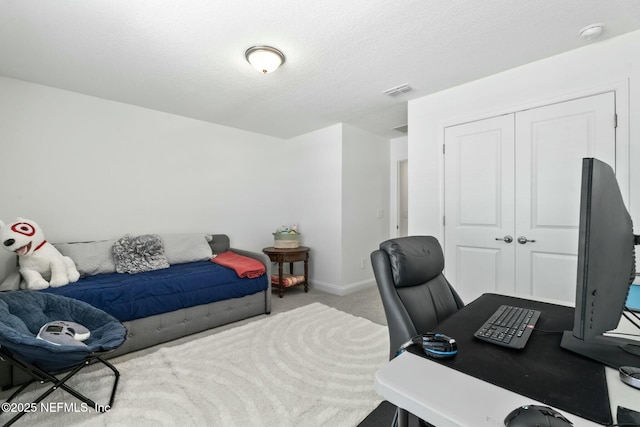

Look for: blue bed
[42,261,269,322]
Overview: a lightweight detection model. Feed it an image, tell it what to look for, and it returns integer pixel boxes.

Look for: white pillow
[160,234,213,265]
[54,239,118,276]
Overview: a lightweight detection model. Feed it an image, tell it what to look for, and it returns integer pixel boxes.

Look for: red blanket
[211,251,266,278]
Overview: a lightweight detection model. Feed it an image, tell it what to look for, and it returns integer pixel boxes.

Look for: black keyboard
[474,305,541,349]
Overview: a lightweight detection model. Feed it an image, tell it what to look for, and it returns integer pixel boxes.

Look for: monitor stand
[561,331,640,369]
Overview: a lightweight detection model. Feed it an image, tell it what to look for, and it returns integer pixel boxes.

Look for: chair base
[392,408,435,427]
[0,350,119,427]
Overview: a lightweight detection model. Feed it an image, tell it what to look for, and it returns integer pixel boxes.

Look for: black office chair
[371,236,465,427]
[371,235,464,360]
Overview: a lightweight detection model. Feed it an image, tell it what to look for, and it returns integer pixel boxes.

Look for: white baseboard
[311,278,376,296]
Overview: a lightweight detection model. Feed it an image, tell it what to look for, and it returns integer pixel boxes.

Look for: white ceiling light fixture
[579,23,605,40]
[245,46,285,74]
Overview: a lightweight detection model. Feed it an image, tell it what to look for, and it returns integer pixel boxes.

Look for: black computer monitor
[560,158,640,369]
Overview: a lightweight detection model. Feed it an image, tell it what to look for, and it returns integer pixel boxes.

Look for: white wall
[408,30,640,242]
[285,125,343,290]
[285,124,391,295]
[0,76,287,280]
[389,136,408,237]
[0,77,391,295]
[341,124,390,293]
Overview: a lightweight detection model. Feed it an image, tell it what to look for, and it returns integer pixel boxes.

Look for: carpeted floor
[106,286,388,366]
[1,300,389,427]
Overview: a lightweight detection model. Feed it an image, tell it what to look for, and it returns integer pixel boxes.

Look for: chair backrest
[371,236,464,359]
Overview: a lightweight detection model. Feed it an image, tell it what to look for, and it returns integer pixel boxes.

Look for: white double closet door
[444,92,616,303]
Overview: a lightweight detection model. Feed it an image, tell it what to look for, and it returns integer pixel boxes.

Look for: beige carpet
[2,303,389,427]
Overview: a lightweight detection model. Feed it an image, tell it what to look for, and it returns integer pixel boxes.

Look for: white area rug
[3,303,389,427]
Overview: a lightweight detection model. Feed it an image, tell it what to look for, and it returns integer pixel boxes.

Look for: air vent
[382,83,413,97]
[393,124,408,133]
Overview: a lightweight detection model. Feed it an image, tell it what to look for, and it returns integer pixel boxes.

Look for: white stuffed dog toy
[0,218,80,290]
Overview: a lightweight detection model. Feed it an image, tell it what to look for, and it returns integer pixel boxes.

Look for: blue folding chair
[0,290,126,426]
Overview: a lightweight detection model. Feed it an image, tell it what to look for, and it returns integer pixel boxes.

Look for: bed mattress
[42,261,268,322]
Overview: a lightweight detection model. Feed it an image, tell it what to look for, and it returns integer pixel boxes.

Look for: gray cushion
[112,234,170,274]
[54,240,118,277]
[160,233,213,265]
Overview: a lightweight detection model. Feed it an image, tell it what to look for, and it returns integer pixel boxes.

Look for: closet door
[514,92,616,301]
[444,92,616,303]
[443,115,516,303]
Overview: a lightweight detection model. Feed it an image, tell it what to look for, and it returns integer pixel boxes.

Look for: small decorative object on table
[273,224,300,249]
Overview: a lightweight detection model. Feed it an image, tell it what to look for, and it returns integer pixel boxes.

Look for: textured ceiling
[1,1,640,139]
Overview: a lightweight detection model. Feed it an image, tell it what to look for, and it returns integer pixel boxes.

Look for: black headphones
[397,332,457,359]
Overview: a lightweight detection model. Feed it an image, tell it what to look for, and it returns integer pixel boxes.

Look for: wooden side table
[262,246,310,298]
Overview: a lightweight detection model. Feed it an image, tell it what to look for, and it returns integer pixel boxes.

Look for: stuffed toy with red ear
[0,218,80,290]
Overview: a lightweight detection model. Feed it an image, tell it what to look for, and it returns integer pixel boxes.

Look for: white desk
[374,297,640,427]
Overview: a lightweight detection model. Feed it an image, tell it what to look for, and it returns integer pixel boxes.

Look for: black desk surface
[408,293,612,425]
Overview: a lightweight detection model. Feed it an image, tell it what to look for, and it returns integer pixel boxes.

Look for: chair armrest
[0,272,22,291]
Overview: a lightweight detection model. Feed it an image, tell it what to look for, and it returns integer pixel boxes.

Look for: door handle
[517,236,536,244]
[495,235,513,243]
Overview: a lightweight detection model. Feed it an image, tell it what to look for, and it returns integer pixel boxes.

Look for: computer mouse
[504,405,572,427]
[619,366,640,389]
[420,332,457,359]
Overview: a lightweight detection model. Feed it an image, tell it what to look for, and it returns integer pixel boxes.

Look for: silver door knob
[517,236,536,244]
[495,235,513,243]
